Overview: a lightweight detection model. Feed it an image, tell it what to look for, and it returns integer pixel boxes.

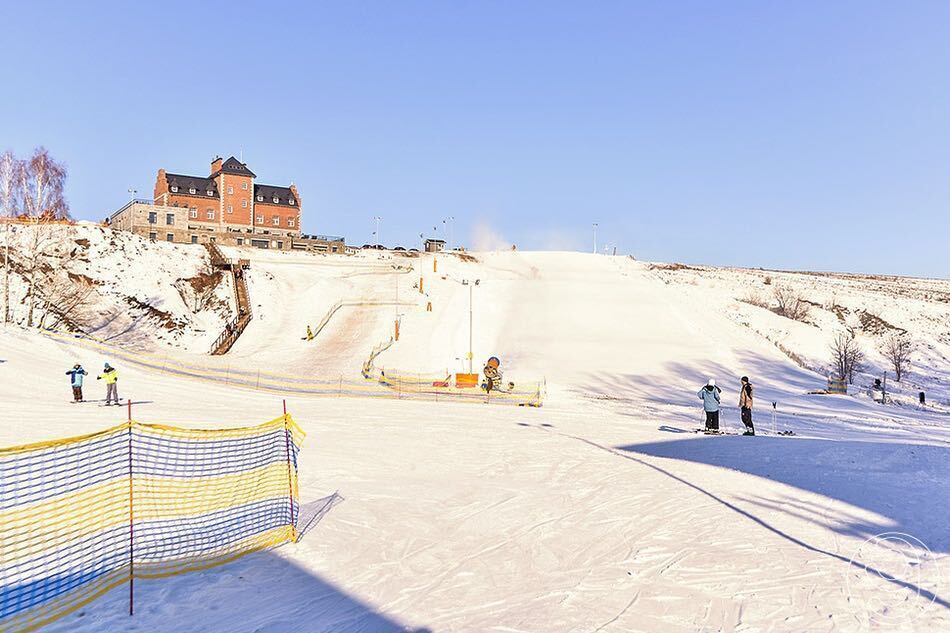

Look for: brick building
[110,155,345,252]
[153,156,301,235]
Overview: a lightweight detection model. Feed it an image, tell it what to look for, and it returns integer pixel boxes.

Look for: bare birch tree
[880,332,914,382]
[0,150,22,324]
[16,148,72,326]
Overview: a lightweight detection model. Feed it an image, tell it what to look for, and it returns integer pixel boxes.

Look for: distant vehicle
[393,246,406,251]
[408,248,420,253]
[361,244,373,249]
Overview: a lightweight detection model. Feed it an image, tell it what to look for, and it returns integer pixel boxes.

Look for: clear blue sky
[1,1,948,276]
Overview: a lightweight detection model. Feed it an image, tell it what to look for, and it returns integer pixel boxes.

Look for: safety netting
[0,415,304,633]
[41,330,546,407]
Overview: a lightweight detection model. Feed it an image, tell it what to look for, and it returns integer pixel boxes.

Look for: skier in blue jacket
[66,364,87,402]
[697,378,722,433]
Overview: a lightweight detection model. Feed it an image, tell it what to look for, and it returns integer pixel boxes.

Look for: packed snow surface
[0,230,948,632]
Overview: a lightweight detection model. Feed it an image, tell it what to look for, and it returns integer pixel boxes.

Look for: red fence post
[282,402,296,541]
[127,400,134,616]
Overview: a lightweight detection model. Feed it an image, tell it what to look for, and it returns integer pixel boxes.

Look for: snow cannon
[482,356,507,393]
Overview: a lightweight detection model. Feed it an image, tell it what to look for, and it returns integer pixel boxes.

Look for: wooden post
[419,277,424,294]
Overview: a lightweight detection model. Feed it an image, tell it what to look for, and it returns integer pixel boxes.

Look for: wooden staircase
[207,243,253,355]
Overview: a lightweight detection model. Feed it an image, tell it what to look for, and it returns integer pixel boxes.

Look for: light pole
[372,216,383,248]
[462,279,480,373]
[592,223,598,254]
[445,216,455,251]
[127,188,137,232]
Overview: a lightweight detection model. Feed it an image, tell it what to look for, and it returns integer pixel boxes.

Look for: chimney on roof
[211,156,223,175]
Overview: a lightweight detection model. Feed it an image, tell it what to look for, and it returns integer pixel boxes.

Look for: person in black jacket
[739,376,755,436]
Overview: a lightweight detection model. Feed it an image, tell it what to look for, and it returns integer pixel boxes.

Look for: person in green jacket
[97,363,120,406]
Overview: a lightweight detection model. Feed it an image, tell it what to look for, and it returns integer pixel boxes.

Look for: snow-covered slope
[0,225,233,349]
[1,229,948,632]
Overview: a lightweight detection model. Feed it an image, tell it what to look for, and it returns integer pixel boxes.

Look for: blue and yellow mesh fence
[0,415,305,633]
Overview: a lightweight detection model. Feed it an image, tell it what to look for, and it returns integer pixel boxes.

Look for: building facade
[110,155,345,253]
[153,156,301,236]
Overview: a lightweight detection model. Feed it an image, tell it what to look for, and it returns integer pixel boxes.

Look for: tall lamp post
[445,216,455,251]
[461,279,480,374]
[373,216,383,248]
[127,188,137,232]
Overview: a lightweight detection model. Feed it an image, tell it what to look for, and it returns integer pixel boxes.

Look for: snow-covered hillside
[0,225,233,349]
[1,226,948,632]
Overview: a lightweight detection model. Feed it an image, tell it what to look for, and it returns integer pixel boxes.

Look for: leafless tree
[0,150,22,324]
[19,147,70,221]
[830,329,865,384]
[12,148,73,327]
[773,285,811,321]
[880,332,914,382]
[35,273,96,330]
[175,258,224,313]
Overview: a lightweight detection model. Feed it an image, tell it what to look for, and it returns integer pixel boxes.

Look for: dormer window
[206,190,213,196]
[257,195,263,202]
[188,187,196,194]
[289,198,295,205]
[273,197,279,204]
[171,185,179,193]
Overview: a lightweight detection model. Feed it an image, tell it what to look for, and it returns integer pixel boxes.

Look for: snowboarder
[739,376,755,436]
[97,363,120,406]
[306,325,314,341]
[697,379,721,432]
[65,364,87,402]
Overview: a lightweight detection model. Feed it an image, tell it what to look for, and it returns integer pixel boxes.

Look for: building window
[189,187,196,194]
[242,182,248,190]
[148,232,157,241]
[206,210,214,220]
[170,185,178,193]
[227,186,233,194]
[272,217,280,226]
[190,208,197,219]
[289,198,295,205]
[206,190,213,196]
[227,205,233,214]
[288,218,295,227]
[257,195,263,202]
[273,196,279,204]
[237,238,244,246]
[166,233,174,242]
[148,212,156,224]
[241,199,248,208]
[256,215,263,224]
[166,213,174,225]
[190,235,198,244]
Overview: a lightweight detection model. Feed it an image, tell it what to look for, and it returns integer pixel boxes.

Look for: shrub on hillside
[772,285,811,322]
